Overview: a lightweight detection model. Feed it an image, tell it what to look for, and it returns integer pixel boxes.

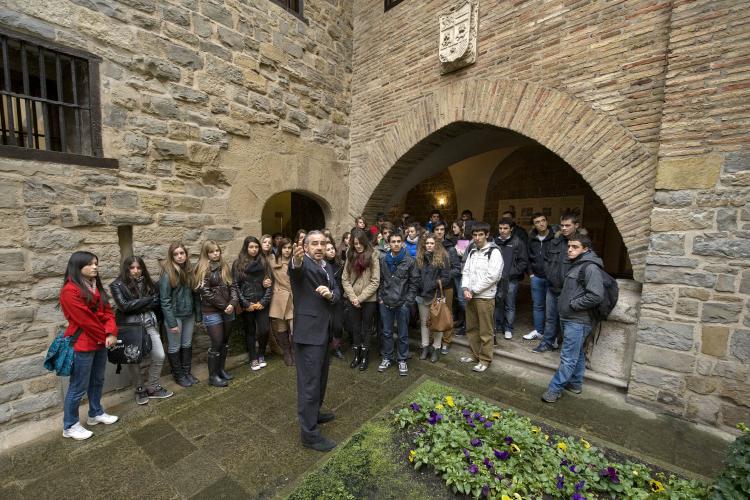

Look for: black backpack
[577,261,619,322]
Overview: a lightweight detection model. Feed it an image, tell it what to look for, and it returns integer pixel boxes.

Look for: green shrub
[710,423,750,499]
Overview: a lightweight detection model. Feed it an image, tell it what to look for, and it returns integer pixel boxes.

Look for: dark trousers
[294,342,330,444]
[348,301,377,347]
[242,308,270,359]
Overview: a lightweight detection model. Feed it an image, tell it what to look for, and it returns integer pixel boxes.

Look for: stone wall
[630,0,750,430]
[398,169,457,229]
[0,0,352,433]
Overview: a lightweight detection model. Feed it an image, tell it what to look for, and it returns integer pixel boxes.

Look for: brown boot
[275,330,294,366]
[268,329,284,356]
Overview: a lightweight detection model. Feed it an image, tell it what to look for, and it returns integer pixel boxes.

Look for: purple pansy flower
[569,465,577,473]
[599,466,620,484]
[468,463,478,475]
[494,449,510,460]
[575,480,585,491]
[481,485,489,497]
[495,474,503,481]
[470,438,482,447]
[484,421,493,429]
[483,457,493,469]
[556,475,564,490]
[479,416,487,423]
[417,426,426,434]
[409,402,421,412]
[427,411,442,425]
[573,494,585,500]
[462,409,471,417]
[474,412,482,419]
[560,459,569,466]
[463,448,471,460]
[504,436,513,445]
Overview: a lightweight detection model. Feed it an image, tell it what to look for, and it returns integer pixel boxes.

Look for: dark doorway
[262,191,326,236]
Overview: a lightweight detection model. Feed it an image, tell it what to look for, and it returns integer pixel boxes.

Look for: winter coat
[416,252,452,301]
[341,252,380,303]
[557,251,604,326]
[461,242,504,299]
[404,236,419,258]
[233,258,272,309]
[270,258,293,320]
[511,225,528,245]
[378,249,419,308]
[544,228,588,295]
[494,234,528,282]
[60,280,117,352]
[197,265,239,314]
[527,228,554,278]
[441,238,463,282]
[109,277,160,326]
[158,273,199,329]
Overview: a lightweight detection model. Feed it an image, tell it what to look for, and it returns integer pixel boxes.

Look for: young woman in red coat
[60,251,119,440]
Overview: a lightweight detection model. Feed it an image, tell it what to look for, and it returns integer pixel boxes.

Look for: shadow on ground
[0,338,730,499]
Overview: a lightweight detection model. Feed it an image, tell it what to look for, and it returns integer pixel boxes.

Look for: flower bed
[394,387,708,499]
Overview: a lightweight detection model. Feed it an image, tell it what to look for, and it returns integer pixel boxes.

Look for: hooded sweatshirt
[461,241,504,299]
[557,250,604,326]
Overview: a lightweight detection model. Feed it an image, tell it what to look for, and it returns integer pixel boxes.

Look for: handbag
[107,323,152,373]
[44,327,84,377]
[428,280,453,333]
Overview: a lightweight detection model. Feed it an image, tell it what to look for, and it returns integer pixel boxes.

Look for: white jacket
[461,242,504,299]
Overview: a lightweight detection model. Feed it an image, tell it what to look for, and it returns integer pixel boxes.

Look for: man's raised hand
[292,242,304,267]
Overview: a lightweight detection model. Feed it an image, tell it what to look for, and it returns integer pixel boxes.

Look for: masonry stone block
[650,208,712,231]
[169,83,209,103]
[644,267,715,288]
[686,375,718,395]
[0,355,48,384]
[110,190,139,210]
[701,326,730,357]
[693,234,750,259]
[716,208,737,231]
[634,344,695,373]
[153,139,189,159]
[721,403,750,428]
[0,383,23,404]
[205,227,235,241]
[11,390,60,418]
[701,302,742,324]
[631,365,683,392]
[729,329,750,363]
[109,212,154,226]
[653,190,692,207]
[28,228,85,252]
[656,155,723,189]
[719,379,750,407]
[0,250,25,273]
[645,256,697,267]
[675,298,699,317]
[724,151,750,174]
[648,233,685,255]
[637,319,695,351]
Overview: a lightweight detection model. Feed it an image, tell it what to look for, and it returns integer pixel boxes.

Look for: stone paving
[0,339,731,500]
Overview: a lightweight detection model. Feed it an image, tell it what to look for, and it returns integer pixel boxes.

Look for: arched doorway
[261,191,327,236]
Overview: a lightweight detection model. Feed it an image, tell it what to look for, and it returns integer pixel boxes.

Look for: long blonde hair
[416,233,448,269]
[162,242,194,288]
[194,240,232,289]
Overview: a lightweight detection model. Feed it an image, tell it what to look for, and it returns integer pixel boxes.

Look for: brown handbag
[428,280,453,332]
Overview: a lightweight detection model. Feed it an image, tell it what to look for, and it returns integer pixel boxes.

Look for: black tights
[242,309,270,359]
[206,320,233,351]
[348,301,377,347]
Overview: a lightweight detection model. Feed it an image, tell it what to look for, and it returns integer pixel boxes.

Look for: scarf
[406,234,419,245]
[353,252,368,277]
[245,257,265,276]
[386,247,406,274]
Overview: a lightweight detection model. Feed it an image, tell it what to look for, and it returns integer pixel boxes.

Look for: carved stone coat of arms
[439,0,478,74]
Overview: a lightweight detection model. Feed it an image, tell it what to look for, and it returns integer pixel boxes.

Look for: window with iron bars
[0,28,109,164]
[385,0,406,11]
[271,0,303,17]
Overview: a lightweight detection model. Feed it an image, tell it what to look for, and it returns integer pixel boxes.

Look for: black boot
[207,349,228,387]
[167,351,192,387]
[359,347,369,371]
[349,346,361,369]
[332,338,344,360]
[180,347,199,385]
[219,345,233,380]
[419,346,430,360]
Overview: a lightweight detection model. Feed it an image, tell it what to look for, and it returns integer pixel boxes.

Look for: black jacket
[378,250,419,308]
[557,251,604,325]
[441,238,463,282]
[544,229,588,295]
[109,277,160,325]
[289,254,341,346]
[527,228,555,278]
[494,234,528,282]
[197,265,239,314]
[233,258,272,309]
[512,225,528,245]
[416,253,452,300]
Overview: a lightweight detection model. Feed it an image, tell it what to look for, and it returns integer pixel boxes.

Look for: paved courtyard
[0,339,730,499]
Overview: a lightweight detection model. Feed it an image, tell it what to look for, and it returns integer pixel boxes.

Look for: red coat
[60,280,117,352]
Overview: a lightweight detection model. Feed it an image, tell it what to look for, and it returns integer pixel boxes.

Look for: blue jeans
[494,280,518,333]
[541,290,560,347]
[453,277,465,307]
[165,315,195,353]
[530,276,549,334]
[548,321,591,394]
[379,303,410,362]
[63,348,108,430]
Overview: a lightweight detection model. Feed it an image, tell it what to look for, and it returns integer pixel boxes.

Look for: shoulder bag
[428,280,453,333]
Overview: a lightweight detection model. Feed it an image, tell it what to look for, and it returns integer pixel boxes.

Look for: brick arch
[351,79,656,280]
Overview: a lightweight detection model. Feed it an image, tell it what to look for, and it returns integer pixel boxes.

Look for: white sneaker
[459,355,477,363]
[63,422,93,440]
[472,363,488,373]
[87,412,119,425]
[504,331,513,340]
[523,330,541,340]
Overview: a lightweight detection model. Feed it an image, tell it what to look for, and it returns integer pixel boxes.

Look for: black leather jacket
[198,265,239,313]
[232,259,272,309]
[109,277,160,325]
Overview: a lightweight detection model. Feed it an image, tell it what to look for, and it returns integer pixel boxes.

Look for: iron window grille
[0,27,108,162]
[385,0,406,11]
[271,0,304,17]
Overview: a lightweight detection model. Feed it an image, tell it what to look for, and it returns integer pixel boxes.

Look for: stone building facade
[0,0,748,438]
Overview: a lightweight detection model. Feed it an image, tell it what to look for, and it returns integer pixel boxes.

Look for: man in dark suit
[289,230,341,452]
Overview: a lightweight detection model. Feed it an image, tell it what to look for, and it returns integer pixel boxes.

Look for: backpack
[577,261,619,322]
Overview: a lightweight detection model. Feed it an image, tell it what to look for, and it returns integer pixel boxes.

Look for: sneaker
[62,422,93,440]
[135,386,149,405]
[251,360,261,371]
[551,340,560,350]
[398,361,408,376]
[531,343,552,354]
[87,412,119,426]
[459,355,477,363]
[523,330,541,340]
[542,390,561,403]
[472,362,488,373]
[258,356,267,368]
[377,359,392,372]
[504,331,513,340]
[440,345,449,355]
[147,384,174,399]
[564,385,582,395]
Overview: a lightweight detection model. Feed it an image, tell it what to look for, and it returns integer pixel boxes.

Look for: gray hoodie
[557,251,604,325]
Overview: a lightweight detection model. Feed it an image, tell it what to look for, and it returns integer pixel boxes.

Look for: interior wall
[261,191,292,236]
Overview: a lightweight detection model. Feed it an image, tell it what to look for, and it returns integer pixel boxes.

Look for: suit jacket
[289,254,341,346]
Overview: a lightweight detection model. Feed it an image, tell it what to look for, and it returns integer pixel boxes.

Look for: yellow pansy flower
[544,434,550,441]
[649,479,665,493]
[531,426,540,434]
[435,403,444,410]
[510,443,521,453]
[445,395,455,407]
[492,411,502,420]
[501,495,512,500]
[580,438,591,449]
[633,469,639,476]
[408,450,416,463]
[556,442,567,452]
